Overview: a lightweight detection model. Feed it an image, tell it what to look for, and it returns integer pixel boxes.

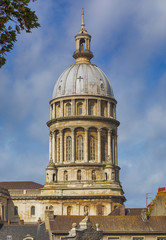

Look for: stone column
[72,99,75,116]
[53,103,55,119]
[111,134,114,164]
[84,128,88,162]
[50,105,52,120]
[108,129,112,163]
[107,102,111,117]
[60,130,63,163]
[60,100,63,117]
[97,129,101,163]
[85,99,88,115]
[97,99,101,116]
[71,128,75,162]
[49,132,53,162]
[114,133,118,165]
[114,104,116,119]
[52,131,56,163]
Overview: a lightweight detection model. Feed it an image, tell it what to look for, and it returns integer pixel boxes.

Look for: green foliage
[0,0,40,68]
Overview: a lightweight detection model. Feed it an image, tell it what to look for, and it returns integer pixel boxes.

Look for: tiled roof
[126,208,146,216]
[0,223,49,240]
[50,215,166,233]
[0,181,43,190]
[109,207,146,216]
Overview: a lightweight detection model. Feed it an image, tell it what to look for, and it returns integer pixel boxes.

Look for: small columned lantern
[73,8,93,63]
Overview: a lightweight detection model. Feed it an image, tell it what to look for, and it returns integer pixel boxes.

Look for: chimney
[158,187,165,192]
[119,204,125,216]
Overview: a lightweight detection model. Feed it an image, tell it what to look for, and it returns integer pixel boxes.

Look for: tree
[0,0,40,68]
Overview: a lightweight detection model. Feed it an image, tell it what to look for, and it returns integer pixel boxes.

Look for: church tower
[42,9,125,216]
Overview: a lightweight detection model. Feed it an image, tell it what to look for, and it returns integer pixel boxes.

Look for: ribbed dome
[52,63,114,100]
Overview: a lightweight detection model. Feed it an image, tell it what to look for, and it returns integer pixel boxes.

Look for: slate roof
[50,215,166,233]
[0,223,49,240]
[0,181,43,190]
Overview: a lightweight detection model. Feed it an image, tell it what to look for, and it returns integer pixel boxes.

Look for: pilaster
[107,102,111,117]
[108,129,112,163]
[60,130,63,163]
[72,99,75,116]
[52,131,56,163]
[97,99,101,116]
[97,128,102,163]
[71,128,75,162]
[84,128,88,162]
[114,133,118,165]
[60,100,63,117]
[49,132,53,162]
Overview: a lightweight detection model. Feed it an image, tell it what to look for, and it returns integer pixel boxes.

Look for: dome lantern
[73,9,93,63]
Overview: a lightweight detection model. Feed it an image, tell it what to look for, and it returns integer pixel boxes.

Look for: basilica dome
[52,63,114,99]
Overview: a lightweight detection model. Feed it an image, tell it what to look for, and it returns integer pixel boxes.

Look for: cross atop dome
[73,9,93,63]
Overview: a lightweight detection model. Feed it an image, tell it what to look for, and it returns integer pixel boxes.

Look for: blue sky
[1,0,166,208]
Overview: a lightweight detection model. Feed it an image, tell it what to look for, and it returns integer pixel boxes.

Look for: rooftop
[0,181,43,190]
[50,215,166,233]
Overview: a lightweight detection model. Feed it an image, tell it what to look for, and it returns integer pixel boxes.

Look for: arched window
[77,170,81,181]
[67,206,72,216]
[56,103,60,118]
[66,136,72,161]
[105,172,108,180]
[67,103,71,116]
[89,103,94,115]
[2,205,4,220]
[112,135,115,164]
[101,135,106,161]
[64,170,68,181]
[14,206,18,216]
[80,38,85,52]
[101,101,106,116]
[97,205,105,216]
[76,135,84,160]
[57,137,60,162]
[31,206,35,216]
[89,136,95,160]
[111,103,114,118]
[77,103,82,115]
[53,173,56,182]
[92,170,96,180]
[112,170,115,181]
[46,173,49,182]
[49,205,53,210]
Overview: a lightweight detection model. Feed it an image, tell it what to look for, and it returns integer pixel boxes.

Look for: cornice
[50,95,117,104]
[47,116,120,127]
